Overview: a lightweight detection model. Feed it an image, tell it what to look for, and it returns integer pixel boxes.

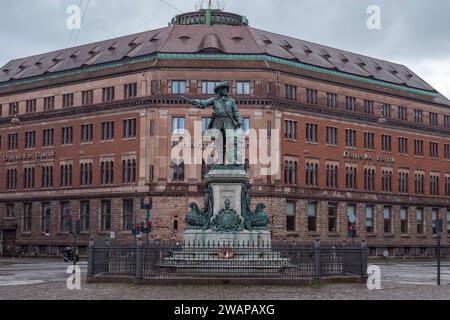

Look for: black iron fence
[87,240,368,281]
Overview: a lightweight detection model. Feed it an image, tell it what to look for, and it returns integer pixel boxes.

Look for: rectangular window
[123,118,137,138]
[381,135,392,152]
[447,209,450,235]
[445,177,450,196]
[398,137,408,154]
[381,170,392,192]
[286,201,296,232]
[60,202,71,232]
[6,168,17,190]
[429,112,438,126]
[41,165,53,188]
[122,159,137,183]
[25,131,36,149]
[328,203,337,233]
[326,127,338,146]
[23,167,35,189]
[347,204,356,236]
[9,102,19,116]
[41,203,51,233]
[306,123,318,143]
[381,104,391,118]
[82,90,94,105]
[60,164,73,187]
[23,203,32,232]
[345,96,356,111]
[101,121,115,141]
[172,80,186,95]
[123,200,134,231]
[62,93,74,108]
[170,161,185,181]
[364,132,375,150]
[102,87,115,102]
[414,139,424,156]
[61,126,73,145]
[400,207,408,234]
[149,119,156,136]
[172,117,185,134]
[414,173,425,194]
[364,168,376,191]
[306,89,318,104]
[79,163,93,186]
[243,117,251,135]
[124,83,137,99]
[398,172,409,193]
[26,99,36,113]
[345,129,357,148]
[384,206,392,234]
[398,106,408,120]
[284,161,297,185]
[202,81,221,95]
[307,202,317,232]
[364,100,374,114]
[444,115,450,128]
[101,161,114,185]
[236,81,250,95]
[432,208,439,235]
[101,201,111,231]
[445,144,450,160]
[430,174,440,195]
[345,166,357,190]
[8,133,18,150]
[284,120,297,140]
[44,96,55,111]
[326,164,338,188]
[81,124,93,143]
[430,142,439,159]
[366,206,374,233]
[43,129,54,147]
[285,85,297,100]
[416,208,424,235]
[327,93,337,108]
[414,110,423,123]
[80,201,90,232]
[6,204,15,218]
[305,162,318,187]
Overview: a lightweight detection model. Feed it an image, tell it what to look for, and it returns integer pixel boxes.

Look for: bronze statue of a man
[184,81,243,164]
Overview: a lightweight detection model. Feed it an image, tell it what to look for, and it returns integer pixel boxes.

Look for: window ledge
[287,232,299,237]
[383,234,395,238]
[366,233,377,237]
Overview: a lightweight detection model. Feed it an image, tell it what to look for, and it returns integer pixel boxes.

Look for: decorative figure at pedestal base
[211,199,244,233]
[249,203,270,230]
[185,184,214,231]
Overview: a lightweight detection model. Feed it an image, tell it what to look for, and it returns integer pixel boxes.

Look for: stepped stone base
[183,230,271,246]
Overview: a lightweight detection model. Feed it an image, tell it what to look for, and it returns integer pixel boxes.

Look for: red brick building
[0,9,449,257]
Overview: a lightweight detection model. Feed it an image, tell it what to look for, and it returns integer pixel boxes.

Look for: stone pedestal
[204,166,248,216]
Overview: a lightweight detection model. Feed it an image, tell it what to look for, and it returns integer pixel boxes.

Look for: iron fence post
[135,239,143,279]
[87,237,95,277]
[361,240,368,276]
[314,239,321,279]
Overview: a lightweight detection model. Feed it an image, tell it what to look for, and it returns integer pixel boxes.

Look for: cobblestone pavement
[1,258,450,300]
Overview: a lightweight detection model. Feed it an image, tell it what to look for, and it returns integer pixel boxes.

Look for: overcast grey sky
[1,0,449,97]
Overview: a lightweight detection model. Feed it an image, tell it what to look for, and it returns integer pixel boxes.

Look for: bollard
[135,239,143,279]
[314,239,321,279]
[87,237,95,277]
[361,240,368,276]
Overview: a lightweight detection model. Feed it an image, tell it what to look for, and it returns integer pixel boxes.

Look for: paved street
[0,258,449,300]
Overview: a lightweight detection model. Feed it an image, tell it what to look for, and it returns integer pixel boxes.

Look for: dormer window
[303,46,313,54]
[320,50,331,59]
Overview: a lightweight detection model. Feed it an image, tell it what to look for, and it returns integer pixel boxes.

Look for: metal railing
[88,239,368,281]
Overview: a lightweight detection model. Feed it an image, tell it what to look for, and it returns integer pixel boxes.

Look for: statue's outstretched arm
[192,98,216,109]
